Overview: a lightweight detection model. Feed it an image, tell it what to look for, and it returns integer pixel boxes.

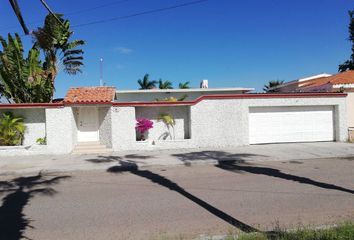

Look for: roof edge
[0,103,64,109]
[113,92,347,107]
[0,92,346,108]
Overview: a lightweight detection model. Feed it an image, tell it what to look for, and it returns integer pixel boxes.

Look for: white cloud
[114,47,133,54]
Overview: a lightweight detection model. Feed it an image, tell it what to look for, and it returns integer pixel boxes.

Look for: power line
[0,0,132,32]
[66,0,131,16]
[1,0,209,34]
[73,0,209,28]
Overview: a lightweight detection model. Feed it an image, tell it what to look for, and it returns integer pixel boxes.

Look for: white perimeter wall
[99,107,112,147]
[46,107,76,154]
[116,91,246,102]
[0,108,46,145]
[111,107,136,151]
[347,93,354,128]
[111,96,347,151]
[135,106,190,141]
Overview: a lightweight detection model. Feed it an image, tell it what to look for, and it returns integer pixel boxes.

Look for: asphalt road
[1,157,354,240]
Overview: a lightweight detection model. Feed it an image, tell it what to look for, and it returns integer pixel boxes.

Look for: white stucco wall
[46,107,76,154]
[111,107,137,151]
[0,108,46,146]
[111,96,347,151]
[190,100,244,148]
[191,97,347,147]
[116,90,248,102]
[99,107,112,147]
[347,92,354,128]
[135,106,190,141]
[111,106,193,151]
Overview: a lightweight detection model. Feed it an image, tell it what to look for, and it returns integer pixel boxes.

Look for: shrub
[158,113,175,127]
[135,118,154,141]
[36,137,46,145]
[136,118,153,133]
[0,112,26,146]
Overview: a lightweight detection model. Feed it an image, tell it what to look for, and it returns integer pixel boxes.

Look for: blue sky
[0,0,353,97]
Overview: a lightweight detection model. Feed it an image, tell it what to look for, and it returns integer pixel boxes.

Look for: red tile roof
[64,87,116,104]
[299,70,354,89]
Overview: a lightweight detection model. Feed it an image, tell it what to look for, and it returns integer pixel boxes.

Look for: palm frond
[178,81,190,89]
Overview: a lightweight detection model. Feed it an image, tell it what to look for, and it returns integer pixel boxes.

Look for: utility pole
[99,58,104,86]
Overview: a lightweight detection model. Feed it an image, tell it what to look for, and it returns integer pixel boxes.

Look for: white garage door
[249,106,334,144]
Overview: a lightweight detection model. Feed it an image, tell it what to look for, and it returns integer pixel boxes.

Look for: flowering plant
[135,118,153,134]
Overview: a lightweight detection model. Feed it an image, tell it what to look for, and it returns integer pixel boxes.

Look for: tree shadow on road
[0,172,71,240]
[89,155,259,233]
[172,151,266,166]
[216,160,354,195]
[172,151,354,195]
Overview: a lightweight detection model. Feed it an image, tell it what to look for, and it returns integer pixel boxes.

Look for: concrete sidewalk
[1,142,354,175]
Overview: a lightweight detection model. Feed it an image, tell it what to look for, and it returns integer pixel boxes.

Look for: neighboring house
[0,86,348,155]
[270,73,332,93]
[272,70,354,128]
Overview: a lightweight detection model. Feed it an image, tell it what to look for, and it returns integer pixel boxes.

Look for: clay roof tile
[64,87,116,104]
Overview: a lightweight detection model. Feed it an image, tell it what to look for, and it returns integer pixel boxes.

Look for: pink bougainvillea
[135,118,153,134]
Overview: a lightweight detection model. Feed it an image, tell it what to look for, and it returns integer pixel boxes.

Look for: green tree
[158,79,173,89]
[339,10,354,72]
[138,74,157,89]
[7,0,62,35]
[178,81,190,89]
[0,13,85,103]
[32,13,85,87]
[0,112,26,146]
[263,80,284,93]
[0,34,52,103]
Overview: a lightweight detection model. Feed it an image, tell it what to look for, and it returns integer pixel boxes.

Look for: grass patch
[231,222,354,240]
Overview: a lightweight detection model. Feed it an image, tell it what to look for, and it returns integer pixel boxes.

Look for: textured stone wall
[0,108,46,146]
[192,97,348,146]
[190,100,244,147]
[46,107,76,154]
[111,106,136,151]
[346,93,354,128]
[116,91,248,102]
[99,107,112,147]
[111,96,347,151]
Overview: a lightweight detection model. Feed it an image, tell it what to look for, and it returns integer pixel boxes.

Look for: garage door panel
[249,106,334,144]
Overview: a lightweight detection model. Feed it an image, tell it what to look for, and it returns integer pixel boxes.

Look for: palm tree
[138,74,157,89]
[32,13,85,88]
[263,80,284,93]
[0,13,84,103]
[8,0,63,35]
[158,113,175,140]
[178,81,190,89]
[158,79,173,89]
[0,34,52,103]
[0,112,26,146]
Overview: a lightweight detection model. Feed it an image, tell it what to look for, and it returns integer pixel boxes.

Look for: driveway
[0,155,353,239]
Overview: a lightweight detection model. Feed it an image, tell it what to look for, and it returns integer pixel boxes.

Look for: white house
[0,86,348,155]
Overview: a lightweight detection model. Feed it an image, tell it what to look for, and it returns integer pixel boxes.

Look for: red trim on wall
[112,93,347,107]
[0,93,347,108]
[0,103,64,109]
